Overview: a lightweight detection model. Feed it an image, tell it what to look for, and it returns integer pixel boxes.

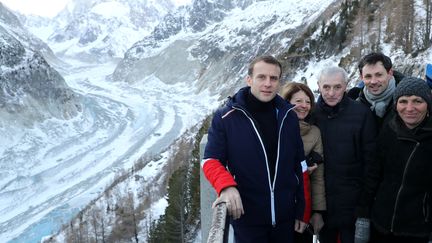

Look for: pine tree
[164,167,187,243]
[148,215,166,243]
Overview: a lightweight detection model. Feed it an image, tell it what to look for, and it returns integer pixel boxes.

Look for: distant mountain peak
[22,0,178,60]
[112,0,336,100]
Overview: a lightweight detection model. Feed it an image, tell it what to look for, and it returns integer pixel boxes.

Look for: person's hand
[354,218,370,243]
[306,151,323,166]
[294,219,307,233]
[307,163,318,174]
[309,213,324,234]
[212,186,244,220]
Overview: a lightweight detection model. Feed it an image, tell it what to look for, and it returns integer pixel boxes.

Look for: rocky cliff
[0,3,81,125]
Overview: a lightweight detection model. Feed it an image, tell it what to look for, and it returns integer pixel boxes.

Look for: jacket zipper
[390,139,419,232]
[272,107,291,226]
[424,193,430,223]
[233,105,292,226]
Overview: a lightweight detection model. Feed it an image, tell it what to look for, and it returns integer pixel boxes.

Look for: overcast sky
[0,0,191,17]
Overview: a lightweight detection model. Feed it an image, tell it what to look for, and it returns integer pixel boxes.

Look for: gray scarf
[363,77,396,118]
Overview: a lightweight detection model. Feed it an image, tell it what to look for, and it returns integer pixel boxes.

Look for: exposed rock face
[0,3,81,125]
[112,0,336,99]
[40,0,176,60]
[1,4,65,68]
[111,0,258,83]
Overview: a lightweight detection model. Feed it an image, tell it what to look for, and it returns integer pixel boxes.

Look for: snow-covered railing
[200,135,230,243]
[207,202,229,243]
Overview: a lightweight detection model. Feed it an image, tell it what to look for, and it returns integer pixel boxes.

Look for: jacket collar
[299,120,312,136]
[317,93,349,118]
[228,86,294,115]
[389,115,432,140]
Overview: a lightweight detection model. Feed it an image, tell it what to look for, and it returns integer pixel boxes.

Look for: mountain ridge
[0,3,81,126]
[2,0,432,242]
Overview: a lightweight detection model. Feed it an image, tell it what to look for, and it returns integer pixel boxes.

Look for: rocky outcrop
[112,0,336,99]
[0,3,81,125]
[43,0,175,59]
[111,0,257,83]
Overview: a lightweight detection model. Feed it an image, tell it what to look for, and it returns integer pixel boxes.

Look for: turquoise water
[10,205,79,243]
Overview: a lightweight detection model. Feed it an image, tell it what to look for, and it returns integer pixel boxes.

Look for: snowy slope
[113,0,339,99]
[2,0,338,241]
[1,0,369,241]
[21,0,175,60]
[0,3,81,124]
[0,55,219,241]
[2,0,340,242]
[7,0,432,242]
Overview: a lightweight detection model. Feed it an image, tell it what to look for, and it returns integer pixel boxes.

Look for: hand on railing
[212,186,244,220]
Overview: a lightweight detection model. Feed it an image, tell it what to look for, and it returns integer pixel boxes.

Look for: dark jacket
[358,116,432,237]
[203,87,305,226]
[311,95,377,227]
[356,94,396,129]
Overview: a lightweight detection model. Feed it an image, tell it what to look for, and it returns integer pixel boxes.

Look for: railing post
[207,203,229,243]
[200,134,232,243]
[200,135,217,242]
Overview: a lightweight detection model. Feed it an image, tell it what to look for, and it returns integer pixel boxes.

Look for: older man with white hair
[311,66,377,243]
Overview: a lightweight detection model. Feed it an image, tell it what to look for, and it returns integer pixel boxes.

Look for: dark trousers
[370,226,429,243]
[233,221,294,243]
[294,231,313,243]
[319,224,355,243]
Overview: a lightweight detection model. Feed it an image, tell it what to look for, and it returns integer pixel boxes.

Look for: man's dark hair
[248,55,283,78]
[358,52,393,75]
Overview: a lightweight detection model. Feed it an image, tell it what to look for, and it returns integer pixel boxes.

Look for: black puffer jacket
[359,116,432,237]
[311,95,377,227]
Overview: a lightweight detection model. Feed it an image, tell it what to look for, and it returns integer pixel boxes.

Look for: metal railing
[200,135,231,243]
[207,203,230,243]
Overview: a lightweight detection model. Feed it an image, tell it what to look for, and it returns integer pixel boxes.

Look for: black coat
[311,95,377,227]
[356,94,396,129]
[359,116,432,237]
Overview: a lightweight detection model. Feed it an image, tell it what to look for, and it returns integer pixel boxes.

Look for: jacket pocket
[423,192,431,223]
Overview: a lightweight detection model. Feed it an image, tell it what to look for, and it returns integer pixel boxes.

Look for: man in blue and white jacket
[202,55,306,242]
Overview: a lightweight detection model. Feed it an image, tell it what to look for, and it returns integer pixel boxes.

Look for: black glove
[304,223,314,235]
[306,151,323,166]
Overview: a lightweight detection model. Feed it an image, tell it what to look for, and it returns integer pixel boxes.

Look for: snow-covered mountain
[112,0,341,99]
[22,0,176,61]
[1,1,214,242]
[2,0,432,242]
[47,0,341,242]
[70,0,432,241]
[0,3,81,125]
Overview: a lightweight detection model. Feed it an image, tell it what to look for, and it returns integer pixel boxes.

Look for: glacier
[0,54,219,241]
[1,0,345,240]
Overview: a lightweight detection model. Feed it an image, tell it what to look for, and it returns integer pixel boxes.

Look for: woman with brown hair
[281,82,326,242]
